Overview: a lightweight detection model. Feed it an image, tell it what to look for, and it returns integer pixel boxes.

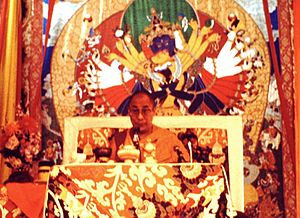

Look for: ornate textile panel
[22,0,43,121]
[45,163,230,217]
[293,0,300,215]
[277,0,296,217]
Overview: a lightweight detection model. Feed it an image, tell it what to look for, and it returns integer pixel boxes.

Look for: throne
[63,115,244,212]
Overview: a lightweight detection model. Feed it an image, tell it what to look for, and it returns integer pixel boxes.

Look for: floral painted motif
[45,163,233,217]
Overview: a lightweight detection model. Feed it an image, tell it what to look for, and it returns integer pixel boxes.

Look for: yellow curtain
[0,0,22,183]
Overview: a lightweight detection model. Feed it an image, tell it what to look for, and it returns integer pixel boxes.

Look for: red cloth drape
[43,0,55,58]
[293,0,300,215]
[22,0,43,121]
[266,1,297,216]
[0,0,8,58]
[263,0,295,169]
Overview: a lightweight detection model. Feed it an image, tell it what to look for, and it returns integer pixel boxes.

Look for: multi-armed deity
[64,3,263,117]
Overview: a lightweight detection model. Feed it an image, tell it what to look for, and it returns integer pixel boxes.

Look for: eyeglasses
[129,107,153,117]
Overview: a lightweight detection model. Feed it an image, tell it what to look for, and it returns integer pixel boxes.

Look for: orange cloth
[111,125,190,163]
[6,183,46,218]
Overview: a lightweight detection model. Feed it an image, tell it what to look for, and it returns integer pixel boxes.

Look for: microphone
[187,141,193,163]
[132,127,140,149]
[132,127,141,163]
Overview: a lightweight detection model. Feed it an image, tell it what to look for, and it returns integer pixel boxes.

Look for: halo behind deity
[120,0,199,52]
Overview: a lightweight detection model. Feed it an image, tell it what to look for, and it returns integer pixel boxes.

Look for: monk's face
[128,93,155,135]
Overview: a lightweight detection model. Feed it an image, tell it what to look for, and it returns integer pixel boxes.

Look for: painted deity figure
[74,4,263,116]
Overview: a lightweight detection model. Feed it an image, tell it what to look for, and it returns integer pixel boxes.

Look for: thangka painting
[51,0,269,136]
[44,0,286,217]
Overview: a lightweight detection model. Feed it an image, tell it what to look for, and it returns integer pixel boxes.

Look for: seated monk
[110,90,189,163]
